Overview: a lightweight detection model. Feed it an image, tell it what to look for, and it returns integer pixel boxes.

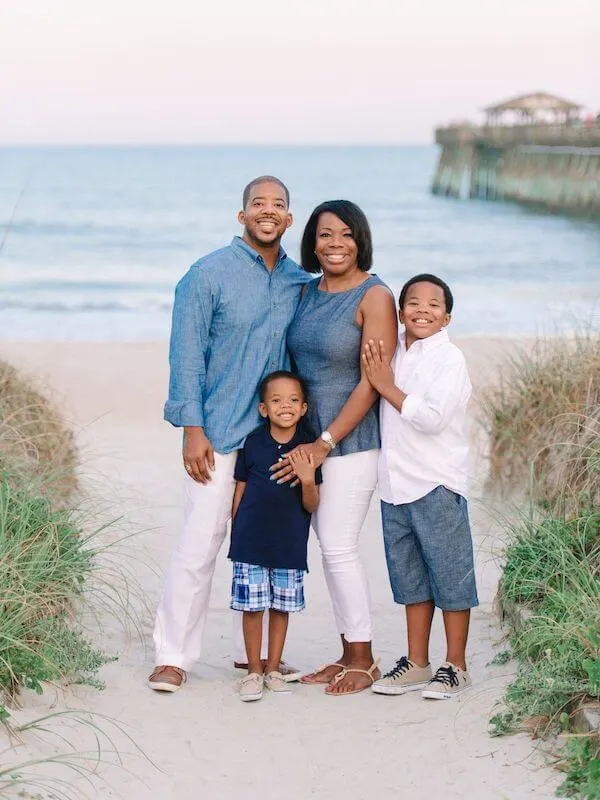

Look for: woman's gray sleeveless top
[287,274,388,457]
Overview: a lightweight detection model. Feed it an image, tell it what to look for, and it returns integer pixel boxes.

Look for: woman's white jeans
[153,451,268,671]
[312,449,379,643]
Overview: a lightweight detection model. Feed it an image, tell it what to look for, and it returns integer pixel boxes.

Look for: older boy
[362,273,478,699]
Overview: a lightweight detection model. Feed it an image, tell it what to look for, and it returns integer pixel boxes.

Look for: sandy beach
[0,338,561,800]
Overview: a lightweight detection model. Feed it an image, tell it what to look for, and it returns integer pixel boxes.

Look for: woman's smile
[314,211,359,275]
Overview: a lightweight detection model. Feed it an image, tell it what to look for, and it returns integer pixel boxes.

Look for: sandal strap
[311,662,345,675]
[332,658,380,685]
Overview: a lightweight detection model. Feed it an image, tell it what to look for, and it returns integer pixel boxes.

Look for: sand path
[1,340,560,799]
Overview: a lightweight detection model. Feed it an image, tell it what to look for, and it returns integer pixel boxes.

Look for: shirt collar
[231,236,288,269]
[263,423,302,448]
[400,327,450,354]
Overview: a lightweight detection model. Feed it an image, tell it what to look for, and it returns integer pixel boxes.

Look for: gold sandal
[300,662,345,685]
[325,658,381,696]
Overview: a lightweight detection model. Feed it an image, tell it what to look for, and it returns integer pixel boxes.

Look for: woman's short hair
[300,200,373,274]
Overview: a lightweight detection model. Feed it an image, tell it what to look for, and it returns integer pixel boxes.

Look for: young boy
[228,370,321,702]
[362,273,478,699]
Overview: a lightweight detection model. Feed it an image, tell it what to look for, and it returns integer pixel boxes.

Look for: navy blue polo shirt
[227,424,323,571]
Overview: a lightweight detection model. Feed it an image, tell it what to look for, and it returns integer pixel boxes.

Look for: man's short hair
[398,273,454,313]
[242,176,290,209]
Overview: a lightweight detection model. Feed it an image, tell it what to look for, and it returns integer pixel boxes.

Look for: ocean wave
[1,219,140,237]
[0,279,173,292]
[0,299,173,313]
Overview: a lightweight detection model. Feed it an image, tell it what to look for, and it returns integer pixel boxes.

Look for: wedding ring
[184,463,192,472]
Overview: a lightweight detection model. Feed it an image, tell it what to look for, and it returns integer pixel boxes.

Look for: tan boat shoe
[147,665,186,692]
[264,671,292,694]
[239,672,264,702]
[233,659,302,683]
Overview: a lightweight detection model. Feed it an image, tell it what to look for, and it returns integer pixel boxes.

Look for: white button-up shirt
[379,329,472,505]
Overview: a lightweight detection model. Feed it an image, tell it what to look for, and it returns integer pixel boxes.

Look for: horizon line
[0,140,433,148]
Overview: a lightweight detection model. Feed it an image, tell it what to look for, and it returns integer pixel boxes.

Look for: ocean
[0,146,598,341]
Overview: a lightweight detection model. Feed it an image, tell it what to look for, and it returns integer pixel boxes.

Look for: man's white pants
[153,451,268,671]
[312,449,379,643]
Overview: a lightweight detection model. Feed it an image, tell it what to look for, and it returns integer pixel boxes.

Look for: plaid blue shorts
[230,562,305,613]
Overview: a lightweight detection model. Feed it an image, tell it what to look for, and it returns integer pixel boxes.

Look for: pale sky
[1,0,598,144]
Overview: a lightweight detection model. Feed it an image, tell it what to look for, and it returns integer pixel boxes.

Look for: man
[148,176,310,692]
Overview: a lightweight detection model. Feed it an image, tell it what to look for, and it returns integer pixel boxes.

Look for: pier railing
[435,124,600,150]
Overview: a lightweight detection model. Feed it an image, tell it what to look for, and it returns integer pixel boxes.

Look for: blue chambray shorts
[230,562,305,613]
[381,485,479,611]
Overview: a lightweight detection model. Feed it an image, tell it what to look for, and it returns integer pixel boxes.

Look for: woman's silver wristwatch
[320,430,336,451]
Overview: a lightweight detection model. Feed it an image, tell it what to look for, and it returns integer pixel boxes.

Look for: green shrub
[557,737,600,798]
[484,334,600,797]
[492,510,600,797]
[0,480,111,699]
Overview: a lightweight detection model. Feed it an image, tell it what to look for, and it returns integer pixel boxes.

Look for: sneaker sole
[265,685,292,694]
[240,692,263,702]
[372,681,430,696]
[422,685,471,700]
[147,680,182,693]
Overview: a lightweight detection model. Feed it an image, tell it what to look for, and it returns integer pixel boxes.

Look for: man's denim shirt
[164,236,311,453]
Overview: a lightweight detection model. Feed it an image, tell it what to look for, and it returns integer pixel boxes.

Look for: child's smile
[258,376,308,436]
[399,281,451,348]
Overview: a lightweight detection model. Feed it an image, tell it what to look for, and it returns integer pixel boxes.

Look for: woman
[278,200,397,695]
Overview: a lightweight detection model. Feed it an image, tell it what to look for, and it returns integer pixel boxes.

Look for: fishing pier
[431,92,600,217]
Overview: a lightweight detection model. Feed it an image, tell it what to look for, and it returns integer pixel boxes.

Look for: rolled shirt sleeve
[163,266,213,428]
[400,357,471,435]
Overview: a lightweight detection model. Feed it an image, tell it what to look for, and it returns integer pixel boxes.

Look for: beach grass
[483,336,600,798]
[480,331,600,513]
[0,359,77,503]
[0,359,112,760]
[0,481,112,700]
[0,708,154,800]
